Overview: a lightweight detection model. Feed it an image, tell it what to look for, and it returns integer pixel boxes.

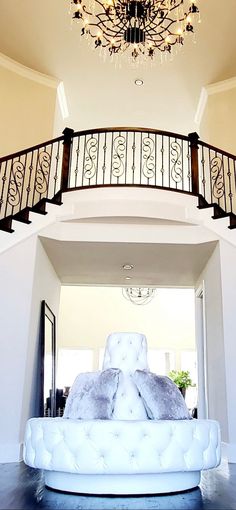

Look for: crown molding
[194,87,208,128]
[0,52,59,89]
[195,76,236,130]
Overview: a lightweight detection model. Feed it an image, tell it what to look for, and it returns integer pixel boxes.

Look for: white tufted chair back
[102,332,149,420]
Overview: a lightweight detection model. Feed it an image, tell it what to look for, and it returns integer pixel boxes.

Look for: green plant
[168,370,193,389]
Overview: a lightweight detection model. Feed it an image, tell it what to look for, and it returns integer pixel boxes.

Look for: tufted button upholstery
[102,332,149,420]
[103,332,148,374]
[24,418,221,475]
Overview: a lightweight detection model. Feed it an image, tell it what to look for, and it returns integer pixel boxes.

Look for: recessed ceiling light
[135,79,143,86]
[122,264,134,270]
[125,276,132,280]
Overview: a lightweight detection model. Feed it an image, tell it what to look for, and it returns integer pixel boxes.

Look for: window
[147,349,175,375]
[57,349,93,388]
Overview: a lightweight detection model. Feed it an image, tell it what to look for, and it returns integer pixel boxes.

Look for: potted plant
[168,370,194,399]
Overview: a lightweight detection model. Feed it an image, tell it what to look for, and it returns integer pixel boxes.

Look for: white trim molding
[57,81,69,119]
[0,51,59,89]
[195,76,236,130]
[0,441,23,463]
[221,442,236,463]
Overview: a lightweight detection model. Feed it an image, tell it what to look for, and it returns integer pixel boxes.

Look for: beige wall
[200,87,236,155]
[58,286,195,365]
[0,65,57,157]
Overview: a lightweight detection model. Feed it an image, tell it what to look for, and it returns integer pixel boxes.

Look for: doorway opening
[57,285,198,413]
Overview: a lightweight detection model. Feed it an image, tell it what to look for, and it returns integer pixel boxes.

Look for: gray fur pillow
[63,368,120,420]
[133,370,191,420]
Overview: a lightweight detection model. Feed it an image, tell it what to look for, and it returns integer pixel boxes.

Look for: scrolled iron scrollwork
[112,134,126,177]
[210,156,224,199]
[142,136,155,179]
[84,137,98,180]
[7,160,25,207]
[35,150,51,195]
[170,141,183,184]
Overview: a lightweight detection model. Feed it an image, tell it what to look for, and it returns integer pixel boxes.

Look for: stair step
[0,216,14,233]
[13,207,31,225]
[31,198,48,215]
[198,194,212,210]
[49,191,63,205]
[212,204,229,220]
[228,213,236,230]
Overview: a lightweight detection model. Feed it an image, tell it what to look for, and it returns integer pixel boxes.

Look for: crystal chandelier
[70,0,201,62]
[122,287,156,305]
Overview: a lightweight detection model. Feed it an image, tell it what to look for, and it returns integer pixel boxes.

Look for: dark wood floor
[0,459,235,510]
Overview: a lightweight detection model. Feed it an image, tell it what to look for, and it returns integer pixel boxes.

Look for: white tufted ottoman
[23,332,221,494]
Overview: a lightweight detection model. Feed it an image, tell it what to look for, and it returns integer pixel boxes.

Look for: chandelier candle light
[70,0,201,62]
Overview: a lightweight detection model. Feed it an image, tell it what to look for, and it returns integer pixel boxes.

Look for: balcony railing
[0,127,236,231]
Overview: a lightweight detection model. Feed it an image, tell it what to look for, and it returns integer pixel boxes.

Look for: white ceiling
[1,1,236,135]
[40,238,217,286]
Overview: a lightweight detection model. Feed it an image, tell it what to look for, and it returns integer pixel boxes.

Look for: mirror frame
[40,300,56,417]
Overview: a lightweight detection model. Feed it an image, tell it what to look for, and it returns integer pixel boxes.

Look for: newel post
[61,127,74,191]
[188,131,199,195]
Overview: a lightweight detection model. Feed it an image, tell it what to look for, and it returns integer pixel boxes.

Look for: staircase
[1,127,236,233]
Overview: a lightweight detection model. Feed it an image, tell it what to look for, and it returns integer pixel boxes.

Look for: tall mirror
[40,300,56,417]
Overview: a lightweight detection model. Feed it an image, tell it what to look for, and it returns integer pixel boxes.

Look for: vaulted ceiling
[0,1,236,135]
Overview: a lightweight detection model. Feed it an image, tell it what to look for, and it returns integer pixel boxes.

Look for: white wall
[195,243,228,442]
[0,236,61,462]
[219,240,236,462]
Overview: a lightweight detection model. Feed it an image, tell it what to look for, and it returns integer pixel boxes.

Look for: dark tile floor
[0,460,235,510]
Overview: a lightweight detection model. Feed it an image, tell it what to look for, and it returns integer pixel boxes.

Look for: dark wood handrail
[72,126,189,141]
[198,139,236,161]
[1,126,236,232]
[0,135,64,163]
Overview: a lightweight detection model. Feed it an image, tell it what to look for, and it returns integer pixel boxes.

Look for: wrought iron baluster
[20,153,28,209]
[7,157,25,216]
[82,135,86,187]
[47,143,53,198]
[227,157,233,213]
[27,151,35,208]
[96,133,100,185]
[74,135,80,188]
[210,150,224,206]
[102,132,107,185]
[187,141,191,192]
[35,145,51,201]
[0,160,8,218]
[110,132,113,184]
[168,137,171,188]
[222,155,227,211]
[125,131,128,183]
[208,149,213,203]
[53,141,61,196]
[161,135,164,187]
[142,133,155,184]
[140,132,143,185]
[32,149,40,205]
[132,131,136,185]
[112,131,126,182]
[155,134,157,187]
[200,145,206,199]
[233,159,236,215]
[170,138,182,189]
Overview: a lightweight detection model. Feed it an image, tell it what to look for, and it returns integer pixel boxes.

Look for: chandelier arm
[71,0,200,60]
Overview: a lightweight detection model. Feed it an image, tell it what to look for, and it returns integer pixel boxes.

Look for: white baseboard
[0,442,23,463]
[221,442,236,463]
